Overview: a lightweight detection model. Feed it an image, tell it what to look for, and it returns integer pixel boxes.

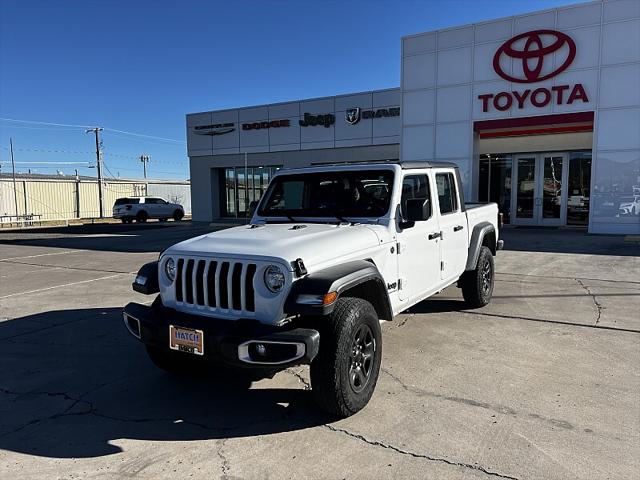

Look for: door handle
[428,232,441,240]
[453,225,464,232]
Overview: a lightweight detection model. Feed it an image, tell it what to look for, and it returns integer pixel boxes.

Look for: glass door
[512,155,537,224]
[511,153,568,225]
[539,154,567,226]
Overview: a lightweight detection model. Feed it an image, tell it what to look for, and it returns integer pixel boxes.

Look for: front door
[512,153,567,225]
[396,173,442,304]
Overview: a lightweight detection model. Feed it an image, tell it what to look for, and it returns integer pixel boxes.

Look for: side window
[400,175,431,220]
[435,173,459,214]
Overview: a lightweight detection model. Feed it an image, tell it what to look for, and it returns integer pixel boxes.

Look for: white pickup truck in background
[124,162,503,417]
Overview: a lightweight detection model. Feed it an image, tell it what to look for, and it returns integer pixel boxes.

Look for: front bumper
[122,302,320,369]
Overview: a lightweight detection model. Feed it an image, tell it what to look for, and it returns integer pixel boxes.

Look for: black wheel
[120,218,127,224]
[136,210,148,223]
[159,218,168,222]
[310,297,382,417]
[461,246,494,308]
[173,209,184,221]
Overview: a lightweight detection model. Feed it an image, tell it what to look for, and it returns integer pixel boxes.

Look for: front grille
[175,257,257,314]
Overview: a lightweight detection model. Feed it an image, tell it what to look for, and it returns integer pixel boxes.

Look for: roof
[400,161,459,170]
[277,160,460,174]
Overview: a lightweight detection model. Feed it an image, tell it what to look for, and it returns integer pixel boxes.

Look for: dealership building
[187,0,640,234]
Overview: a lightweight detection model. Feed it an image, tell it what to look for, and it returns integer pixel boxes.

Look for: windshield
[258,169,394,218]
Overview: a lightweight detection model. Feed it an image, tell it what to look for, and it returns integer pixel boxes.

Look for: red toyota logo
[493,30,576,83]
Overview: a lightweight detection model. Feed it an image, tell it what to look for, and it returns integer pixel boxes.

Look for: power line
[0,118,91,129]
[0,118,186,144]
[103,128,185,144]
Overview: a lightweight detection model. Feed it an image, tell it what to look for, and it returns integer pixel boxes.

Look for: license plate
[169,325,204,355]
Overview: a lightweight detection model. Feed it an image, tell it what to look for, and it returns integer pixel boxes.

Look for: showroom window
[220,166,282,218]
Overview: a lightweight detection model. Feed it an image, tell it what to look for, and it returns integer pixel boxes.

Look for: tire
[120,218,127,224]
[159,218,168,222]
[173,209,184,221]
[310,297,382,418]
[461,246,494,308]
[136,210,148,223]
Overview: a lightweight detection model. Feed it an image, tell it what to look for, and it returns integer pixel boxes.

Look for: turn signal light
[322,292,338,305]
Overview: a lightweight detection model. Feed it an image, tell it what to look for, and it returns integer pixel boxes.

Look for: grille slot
[175,258,184,302]
[195,260,206,305]
[245,264,256,312]
[206,261,218,307]
[184,259,195,304]
[218,262,230,310]
[173,256,259,316]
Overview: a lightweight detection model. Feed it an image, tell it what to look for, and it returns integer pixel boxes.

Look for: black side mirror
[248,200,259,217]
[405,198,431,222]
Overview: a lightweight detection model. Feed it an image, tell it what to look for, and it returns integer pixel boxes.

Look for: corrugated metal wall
[0,179,190,223]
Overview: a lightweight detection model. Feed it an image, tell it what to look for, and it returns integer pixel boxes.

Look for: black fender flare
[284,260,393,320]
[465,222,496,271]
[132,261,159,294]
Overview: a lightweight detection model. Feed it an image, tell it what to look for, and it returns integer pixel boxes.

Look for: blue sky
[0,0,587,180]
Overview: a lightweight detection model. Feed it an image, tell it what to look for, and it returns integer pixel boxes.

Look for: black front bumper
[123,302,320,369]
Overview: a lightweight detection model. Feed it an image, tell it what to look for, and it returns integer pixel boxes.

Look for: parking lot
[0,222,638,480]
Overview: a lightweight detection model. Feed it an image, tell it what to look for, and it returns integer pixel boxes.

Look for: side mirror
[248,200,259,218]
[405,198,431,222]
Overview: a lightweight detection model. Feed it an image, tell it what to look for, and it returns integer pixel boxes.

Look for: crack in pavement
[0,258,135,275]
[217,438,231,479]
[576,279,604,326]
[498,271,640,286]
[381,368,517,416]
[324,424,519,480]
[461,310,638,334]
[381,368,579,432]
[286,368,310,390]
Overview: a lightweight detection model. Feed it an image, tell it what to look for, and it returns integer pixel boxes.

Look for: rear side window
[435,173,459,214]
[114,198,139,205]
[400,175,431,220]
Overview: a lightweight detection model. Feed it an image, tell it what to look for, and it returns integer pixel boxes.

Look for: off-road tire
[461,246,494,308]
[136,210,149,223]
[173,209,184,221]
[310,297,382,417]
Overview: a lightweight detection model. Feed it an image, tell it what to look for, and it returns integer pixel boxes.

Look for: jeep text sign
[478,30,589,112]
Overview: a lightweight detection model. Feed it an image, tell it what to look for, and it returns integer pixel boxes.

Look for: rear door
[434,170,468,282]
[395,172,442,305]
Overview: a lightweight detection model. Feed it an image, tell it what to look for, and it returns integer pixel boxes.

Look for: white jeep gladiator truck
[123,162,502,417]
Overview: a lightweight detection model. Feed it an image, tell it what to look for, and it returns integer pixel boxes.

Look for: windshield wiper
[334,211,355,225]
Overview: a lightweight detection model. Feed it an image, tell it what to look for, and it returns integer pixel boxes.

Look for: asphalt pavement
[0,222,638,480]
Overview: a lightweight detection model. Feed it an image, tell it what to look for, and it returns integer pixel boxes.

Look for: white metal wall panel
[401,0,640,234]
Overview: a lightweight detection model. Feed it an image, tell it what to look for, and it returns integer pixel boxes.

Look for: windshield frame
[256,168,396,220]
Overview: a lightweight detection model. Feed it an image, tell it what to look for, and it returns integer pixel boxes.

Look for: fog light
[255,343,267,356]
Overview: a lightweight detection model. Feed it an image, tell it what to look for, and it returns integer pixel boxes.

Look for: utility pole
[140,154,150,179]
[85,127,104,218]
[10,137,19,220]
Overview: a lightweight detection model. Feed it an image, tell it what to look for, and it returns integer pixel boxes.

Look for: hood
[166,223,383,270]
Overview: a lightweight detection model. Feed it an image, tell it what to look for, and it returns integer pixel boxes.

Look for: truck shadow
[0,308,329,459]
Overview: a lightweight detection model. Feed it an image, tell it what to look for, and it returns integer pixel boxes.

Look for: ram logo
[345,107,361,125]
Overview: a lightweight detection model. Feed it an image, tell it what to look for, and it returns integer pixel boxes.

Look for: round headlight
[264,265,285,293]
[164,257,176,282]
